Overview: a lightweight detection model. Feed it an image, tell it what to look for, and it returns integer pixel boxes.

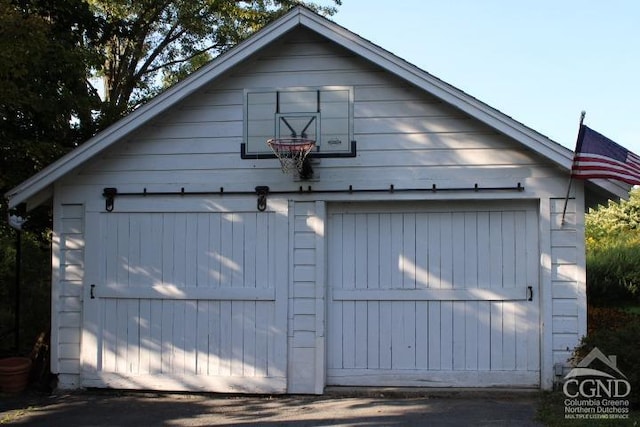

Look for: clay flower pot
[0,357,32,393]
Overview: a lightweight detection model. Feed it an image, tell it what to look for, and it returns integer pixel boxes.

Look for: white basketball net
[266,138,316,174]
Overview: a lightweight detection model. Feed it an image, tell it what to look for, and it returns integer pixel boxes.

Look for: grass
[0,407,34,425]
[537,392,639,426]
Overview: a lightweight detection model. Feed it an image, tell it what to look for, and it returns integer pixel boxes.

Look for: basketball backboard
[241,86,356,159]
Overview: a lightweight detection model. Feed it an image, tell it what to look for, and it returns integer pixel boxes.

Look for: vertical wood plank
[477,301,491,371]
[184,300,197,375]
[116,215,129,287]
[415,301,428,369]
[232,214,244,288]
[116,299,128,373]
[402,213,416,289]
[378,214,392,289]
[427,213,441,289]
[354,301,368,368]
[342,214,355,289]
[452,301,466,370]
[489,212,503,289]
[451,212,465,288]
[103,299,117,372]
[220,214,233,288]
[514,211,527,288]
[328,300,343,369]
[243,301,256,376]
[465,301,478,370]
[126,299,140,373]
[342,301,355,368]
[208,301,221,375]
[490,302,503,369]
[428,301,440,369]
[231,301,244,377]
[464,212,478,289]
[366,214,380,289]
[173,214,187,288]
[379,301,392,369]
[255,212,268,289]
[254,301,268,375]
[219,300,232,376]
[390,214,403,288]
[172,301,186,374]
[439,213,453,289]
[477,212,490,287]
[502,301,517,370]
[366,301,379,369]
[196,301,208,375]
[440,301,453,370]
[355,213,368,289]
[128,214,142,287]
[161,300,174,373]
[196,213,210,288]
[244,214,257,288]
[415,213,428,289]
[501,212,516,288]
[329,214,343,292]
[162,214,175,287]
[209,213,222,288]
[149,300,162,374]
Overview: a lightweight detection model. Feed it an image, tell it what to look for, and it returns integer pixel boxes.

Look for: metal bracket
[103,187,118,212]
[255,186,269,212]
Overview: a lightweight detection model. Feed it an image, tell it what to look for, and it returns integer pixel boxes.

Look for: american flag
[571,124,640,185]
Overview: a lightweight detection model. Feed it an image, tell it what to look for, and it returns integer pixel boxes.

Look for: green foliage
[572,312,640,408]
[0,0,102,195]
[585,188,640,305]
[90,0,342,125]
[0,222,51,357]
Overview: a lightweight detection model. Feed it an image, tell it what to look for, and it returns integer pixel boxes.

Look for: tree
[585,188,640,305]
[90,0,342,126]
[0,0,102,196]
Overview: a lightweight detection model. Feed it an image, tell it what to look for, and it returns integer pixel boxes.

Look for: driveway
[1,388,542,426]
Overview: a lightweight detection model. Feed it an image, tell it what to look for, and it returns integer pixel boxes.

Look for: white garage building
[5,6,627,394]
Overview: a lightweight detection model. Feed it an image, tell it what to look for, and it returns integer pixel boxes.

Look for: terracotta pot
[0,357,32,393]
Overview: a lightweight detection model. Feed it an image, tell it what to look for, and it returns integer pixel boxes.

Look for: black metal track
[102,183,524,212]
[104,182,524,198]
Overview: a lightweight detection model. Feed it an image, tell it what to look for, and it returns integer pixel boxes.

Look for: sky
[328,0,640,153]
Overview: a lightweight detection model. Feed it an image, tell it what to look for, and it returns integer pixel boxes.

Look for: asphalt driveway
[0,388,542,426]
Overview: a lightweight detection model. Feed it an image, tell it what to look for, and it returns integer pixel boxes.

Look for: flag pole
[561,111,586,225]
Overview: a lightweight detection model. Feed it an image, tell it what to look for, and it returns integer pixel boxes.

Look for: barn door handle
[527,286,533,301]
[90,284,96,299]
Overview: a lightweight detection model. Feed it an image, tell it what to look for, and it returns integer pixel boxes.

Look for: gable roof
[5,6,629,209]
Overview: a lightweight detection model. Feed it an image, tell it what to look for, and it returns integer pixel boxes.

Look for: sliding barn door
[327,201,540,387]
[81,197,288,393]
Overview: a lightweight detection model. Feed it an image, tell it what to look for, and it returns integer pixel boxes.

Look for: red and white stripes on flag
[571,124,640,185]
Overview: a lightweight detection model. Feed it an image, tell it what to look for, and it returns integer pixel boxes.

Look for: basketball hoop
[266,138,316,175]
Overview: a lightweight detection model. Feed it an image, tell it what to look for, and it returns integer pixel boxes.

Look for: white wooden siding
[52,203,84,388]
[327,201,540,387]
[81,198,288,392]
[74,27,554,195]
[549,197,586,367]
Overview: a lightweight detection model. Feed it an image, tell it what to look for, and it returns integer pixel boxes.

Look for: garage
[80,197,289,393]
[326,201,540,387]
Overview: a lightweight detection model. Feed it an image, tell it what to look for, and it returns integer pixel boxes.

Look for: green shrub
[587,241,640,306]
[572,314,640,408]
